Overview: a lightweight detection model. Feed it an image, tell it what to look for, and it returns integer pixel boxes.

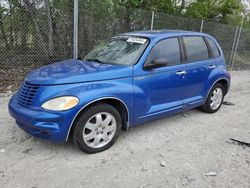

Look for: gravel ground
[0,71,250,188]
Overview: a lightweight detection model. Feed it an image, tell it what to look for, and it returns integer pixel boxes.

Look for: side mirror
[144,58,168,70]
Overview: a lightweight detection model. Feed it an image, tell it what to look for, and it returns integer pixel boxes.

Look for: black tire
[201,83,225,113]
[73,103,121,154]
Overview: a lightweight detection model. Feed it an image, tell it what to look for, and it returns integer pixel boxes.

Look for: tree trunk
[179,0,185,14]
[124,5,131,32]
[23,0,49,58]
[0,13,9,49]
[44,0,54,58]
[7,0,14,47]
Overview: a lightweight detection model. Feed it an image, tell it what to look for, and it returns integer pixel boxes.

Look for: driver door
[133,37,186,124]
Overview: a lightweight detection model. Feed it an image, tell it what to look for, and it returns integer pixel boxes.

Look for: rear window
[183,36,209,62]
[206,37,220,58]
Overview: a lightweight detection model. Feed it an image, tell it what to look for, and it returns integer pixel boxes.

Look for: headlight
[42,96,79,111]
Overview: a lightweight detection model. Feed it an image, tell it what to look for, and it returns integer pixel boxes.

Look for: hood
[25,59,132,85]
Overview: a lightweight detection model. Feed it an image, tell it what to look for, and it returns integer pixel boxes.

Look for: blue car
[9,30,231,153]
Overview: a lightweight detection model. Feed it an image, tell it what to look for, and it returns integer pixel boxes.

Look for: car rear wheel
[201,83,225,113]
[73,103,121,153]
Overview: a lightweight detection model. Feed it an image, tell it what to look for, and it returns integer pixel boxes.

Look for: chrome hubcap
[210,88,223,110]
[83,112,117,148]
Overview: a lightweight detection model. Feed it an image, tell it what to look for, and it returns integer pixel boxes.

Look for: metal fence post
[73,0,79,59]
[228,26,239,69]
[200,20,204,32]
[231,16,244,70]
[150,11,155,30]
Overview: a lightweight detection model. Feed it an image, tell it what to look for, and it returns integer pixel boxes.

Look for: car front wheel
[73,103,121,153]
[201,83,225,113]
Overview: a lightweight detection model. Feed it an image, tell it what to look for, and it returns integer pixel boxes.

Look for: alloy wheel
[83,112,117,148]
[210,87,223,110]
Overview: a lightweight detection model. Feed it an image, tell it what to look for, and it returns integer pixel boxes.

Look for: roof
[123,30,206,39]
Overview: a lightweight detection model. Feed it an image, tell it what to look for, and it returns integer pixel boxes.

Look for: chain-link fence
[233,26,250,70]
[0,0,74,91]
[0,0,249,92]
[77,1,152,59]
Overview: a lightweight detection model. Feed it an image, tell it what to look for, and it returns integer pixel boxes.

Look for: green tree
[185,0,243,24]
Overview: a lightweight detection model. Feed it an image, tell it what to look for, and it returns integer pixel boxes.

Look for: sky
[0,0,8,8]
[242,0,250,6]
[242,0,250,13]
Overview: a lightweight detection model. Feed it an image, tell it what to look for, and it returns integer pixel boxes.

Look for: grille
[17,82,40,107]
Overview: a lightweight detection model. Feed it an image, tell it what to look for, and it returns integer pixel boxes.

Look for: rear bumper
[8,94,72,143]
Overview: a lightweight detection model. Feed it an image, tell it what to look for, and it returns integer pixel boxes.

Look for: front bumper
[8,94,73,143]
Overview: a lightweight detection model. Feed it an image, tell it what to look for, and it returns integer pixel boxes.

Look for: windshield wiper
[85,58,107,64]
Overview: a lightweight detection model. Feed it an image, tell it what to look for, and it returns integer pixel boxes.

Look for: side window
[183,36,209,62]
[206,37,220,58]
[146,38,181,67]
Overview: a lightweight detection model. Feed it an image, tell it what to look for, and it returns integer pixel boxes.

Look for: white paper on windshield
[127,37,147,44]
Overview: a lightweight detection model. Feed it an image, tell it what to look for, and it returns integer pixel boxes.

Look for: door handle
[209,65,216,69]
[176,70,186,75]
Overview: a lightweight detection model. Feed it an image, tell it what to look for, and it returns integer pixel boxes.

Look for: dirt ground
[0,71,249,188]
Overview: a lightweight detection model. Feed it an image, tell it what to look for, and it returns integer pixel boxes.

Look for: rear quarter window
[183,36,209,63]
[206,37,220,58]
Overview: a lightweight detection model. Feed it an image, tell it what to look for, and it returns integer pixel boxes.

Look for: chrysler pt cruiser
[9,30,231,153]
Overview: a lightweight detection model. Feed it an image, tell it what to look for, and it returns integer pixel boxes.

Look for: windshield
[84,36,148,66]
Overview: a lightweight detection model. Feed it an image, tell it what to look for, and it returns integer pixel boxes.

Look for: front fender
[32,78,133,141]
[74,78,134,124]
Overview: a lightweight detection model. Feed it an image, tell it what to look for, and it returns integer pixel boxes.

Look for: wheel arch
[66,97,129,141]
[217,79,229,95]
[205,78,229,101]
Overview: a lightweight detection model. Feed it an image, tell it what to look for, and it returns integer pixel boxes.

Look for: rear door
[181,36,216,108]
